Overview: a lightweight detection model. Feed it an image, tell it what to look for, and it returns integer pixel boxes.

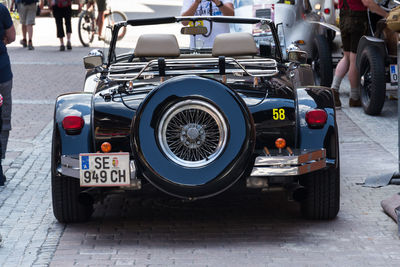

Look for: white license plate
[79,153,130,187]
[390,64,398,84]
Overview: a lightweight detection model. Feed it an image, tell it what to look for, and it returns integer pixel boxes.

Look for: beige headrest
[212,32,258,57]
[135,34,180,57]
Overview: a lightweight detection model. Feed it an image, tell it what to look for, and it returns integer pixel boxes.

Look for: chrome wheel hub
[158,100,228,168]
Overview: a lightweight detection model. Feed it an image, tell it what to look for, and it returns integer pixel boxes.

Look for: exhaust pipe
[287,184,307,202]
[78,191,95,206]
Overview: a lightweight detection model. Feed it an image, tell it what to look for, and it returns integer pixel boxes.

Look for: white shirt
[181,0,234,48]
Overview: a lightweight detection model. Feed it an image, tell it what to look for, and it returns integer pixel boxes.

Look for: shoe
[20,39,27,48]
[28,40,34,50]
[349,98,362,107]
[60,44,65,51]
[331,89,341,108]
[66,41,72,50]
[98,35,105,41]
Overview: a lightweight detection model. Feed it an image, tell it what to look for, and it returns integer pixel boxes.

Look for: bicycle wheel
[102,10,127,44]
[78,11,96,47]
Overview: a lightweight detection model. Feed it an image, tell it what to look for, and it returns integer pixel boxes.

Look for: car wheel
[300,167,340,220]
[312,35,333,87]
[359,45,386,115]
[51,128,93,223]
[133,76,255,199]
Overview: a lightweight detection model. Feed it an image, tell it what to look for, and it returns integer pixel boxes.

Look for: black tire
[359,46,386,115]
[102,11,127,44]
[51,128,93,223]
[300,167,340,220]
[312,35,333,87]
[133,76,255,199]
[78,11,95,47]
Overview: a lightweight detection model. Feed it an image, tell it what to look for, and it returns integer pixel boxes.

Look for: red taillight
[324,8,330,14]
[306,109,327,128]
[62,116,84,133]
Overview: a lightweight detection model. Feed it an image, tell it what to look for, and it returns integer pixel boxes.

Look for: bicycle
[78,0,127,47]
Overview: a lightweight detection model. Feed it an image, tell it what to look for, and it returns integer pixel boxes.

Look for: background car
[356,2,397,115]
[233,0,334,86]
[51,16,340,223]
[309,0,337,42]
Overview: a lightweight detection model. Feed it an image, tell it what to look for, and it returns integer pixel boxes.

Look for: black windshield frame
[107,16,283,66]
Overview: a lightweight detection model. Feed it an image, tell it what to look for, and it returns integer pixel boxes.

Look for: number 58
[273,108,285,120]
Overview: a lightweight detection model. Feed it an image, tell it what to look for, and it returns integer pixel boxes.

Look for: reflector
[62,116,84,131]
[101,142,112,153]
[306,109,327,128]
[275,138,286,149]
[324,8,330,14]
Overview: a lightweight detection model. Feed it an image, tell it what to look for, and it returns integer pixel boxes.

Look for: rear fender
[54,93,93,155]
[296,87,338,164]
[356,36,387,71]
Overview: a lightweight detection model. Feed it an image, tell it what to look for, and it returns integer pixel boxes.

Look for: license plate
[79,153,130,187]
[390,64,398,84]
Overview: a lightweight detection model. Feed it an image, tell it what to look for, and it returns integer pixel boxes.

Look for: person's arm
[3,25,16,45]
[361,0,388,18]
[211,0,234,16]
[181,0,202,26]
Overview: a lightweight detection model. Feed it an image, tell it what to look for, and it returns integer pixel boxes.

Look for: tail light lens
[306,109,327,128]
[62,116,84,134]
[324,8,330,14]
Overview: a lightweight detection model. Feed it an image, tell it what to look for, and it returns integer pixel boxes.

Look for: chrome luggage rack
[108,57,279,82]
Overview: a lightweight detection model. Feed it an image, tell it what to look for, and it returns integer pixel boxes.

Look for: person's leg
[97,10,105,38]
[332,52,350,89]
[65,6,72,49]
[19,4,28,46]
[26,3,37,50]
[331,51,350,107]
[348,51,361,105]
[0,80,12,162]
[27,24,33,42]
[53,6,66,50]
[96,0,107,38]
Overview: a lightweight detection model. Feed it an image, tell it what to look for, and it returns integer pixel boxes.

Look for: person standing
[331,0,388,107]
[0,3,16,185]
[50,0,72,51]
[181,0,234,49]
[11,0,39,50]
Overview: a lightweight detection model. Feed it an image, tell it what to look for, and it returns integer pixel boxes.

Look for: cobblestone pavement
[1,3,400,266]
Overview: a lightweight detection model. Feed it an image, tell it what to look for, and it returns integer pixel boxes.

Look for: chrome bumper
[250,149,326,176]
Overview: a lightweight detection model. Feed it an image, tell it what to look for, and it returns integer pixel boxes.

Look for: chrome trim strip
[251,160,326,176]
[61,156,80,179]
[254,149,326,166]
[251,149,326,176]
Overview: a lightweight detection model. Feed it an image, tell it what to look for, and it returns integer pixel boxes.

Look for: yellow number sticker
[273,108,285,120]
[189,20,204,27]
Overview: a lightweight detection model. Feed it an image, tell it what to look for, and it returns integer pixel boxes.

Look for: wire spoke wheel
[78,11,95,47]
[158,100,227,168]
[361,63,372,101]
[102,11,127,44]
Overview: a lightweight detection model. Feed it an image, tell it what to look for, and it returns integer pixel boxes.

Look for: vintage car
[356,4,397,115]
[309,0,337,42]
[51,16,340,223]
[233,0,336,86]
